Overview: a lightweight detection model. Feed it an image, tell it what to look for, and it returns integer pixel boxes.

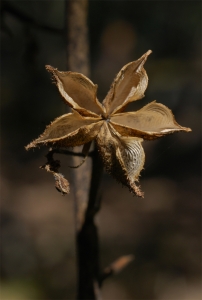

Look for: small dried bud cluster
[40,153,69,195]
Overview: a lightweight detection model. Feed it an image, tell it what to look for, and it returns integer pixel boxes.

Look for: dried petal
[103,50,152,115]
[26,110,103,149]
[46,65,104,117]
[110,101,191,140]
[96,122,145,197]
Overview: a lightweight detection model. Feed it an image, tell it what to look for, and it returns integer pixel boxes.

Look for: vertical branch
[77,148,103,299]
[65,1,102,299]
[66,0,89,77]
[65,0,90,231]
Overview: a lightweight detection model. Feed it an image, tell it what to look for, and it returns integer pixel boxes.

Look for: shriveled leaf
[110,101,191,139]
[26,110,103,149]
[40,157,70,195]
[96,122,145,197]
[54,173,70,195]
[46,65,105,117]
[103,50,152,116]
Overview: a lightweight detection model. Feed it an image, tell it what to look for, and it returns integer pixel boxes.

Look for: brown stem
[77,147,103,299]
[65,0,91,231]
[65,1,102,299]
[65,0,90,77]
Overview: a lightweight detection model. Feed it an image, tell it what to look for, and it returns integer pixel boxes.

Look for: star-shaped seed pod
[26,50,191,197]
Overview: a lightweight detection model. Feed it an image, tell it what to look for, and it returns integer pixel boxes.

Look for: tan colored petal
[96,122,145,197]
[103,50,152,116]
[26,110,103,149]
[46,65,105,117]
[110,101,191,140]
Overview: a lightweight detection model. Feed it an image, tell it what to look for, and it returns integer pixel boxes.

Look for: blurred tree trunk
[65,1,102,299]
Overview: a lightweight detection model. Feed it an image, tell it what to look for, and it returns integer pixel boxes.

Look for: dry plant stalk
[26,50,191,197]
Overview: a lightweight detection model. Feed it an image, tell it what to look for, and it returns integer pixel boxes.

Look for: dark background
[1,1,201,299]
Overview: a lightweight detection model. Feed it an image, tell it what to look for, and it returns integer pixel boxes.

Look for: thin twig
[100,255,135,285]
[77,147,103,299]
[46,147,95,159]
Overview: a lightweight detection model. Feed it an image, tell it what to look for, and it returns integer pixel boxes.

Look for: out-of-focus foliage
[1,1,201,299]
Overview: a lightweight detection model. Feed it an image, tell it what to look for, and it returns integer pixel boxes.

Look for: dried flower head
[26,50,191,197]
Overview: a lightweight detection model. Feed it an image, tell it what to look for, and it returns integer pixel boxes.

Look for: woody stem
[65,1,102,299]
[77,146,103,299]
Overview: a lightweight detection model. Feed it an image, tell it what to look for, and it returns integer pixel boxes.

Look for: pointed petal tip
[178,126,192,133]
[140,50,152,61]
[45,65,55,73]
[25,142,32,151]
[135,49,152,73]
[186,127,192,132]
[25,142,37,151]
[131,183,144,198]
[146,49,152,56]
[25,145,31,151]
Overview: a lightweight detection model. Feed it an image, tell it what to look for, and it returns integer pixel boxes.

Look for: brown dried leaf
[103,50,151,115]
[40,158,70,195]
[54,173,70,195]
[110,101,191,139]
[46,65,104,117]
[96,122,145,197]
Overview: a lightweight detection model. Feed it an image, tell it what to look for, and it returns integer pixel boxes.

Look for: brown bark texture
[65,1,102,299]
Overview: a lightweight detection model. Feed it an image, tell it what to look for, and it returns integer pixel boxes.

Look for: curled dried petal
[25,110,103,149]
[110,101,191,139]
[103,50,152,115]
[96,122,145,197]
[46,65,105,117]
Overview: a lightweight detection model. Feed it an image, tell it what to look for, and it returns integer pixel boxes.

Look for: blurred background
[1,1,201,299]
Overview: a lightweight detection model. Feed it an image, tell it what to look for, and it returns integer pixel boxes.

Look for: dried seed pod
[26,50,191,197]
